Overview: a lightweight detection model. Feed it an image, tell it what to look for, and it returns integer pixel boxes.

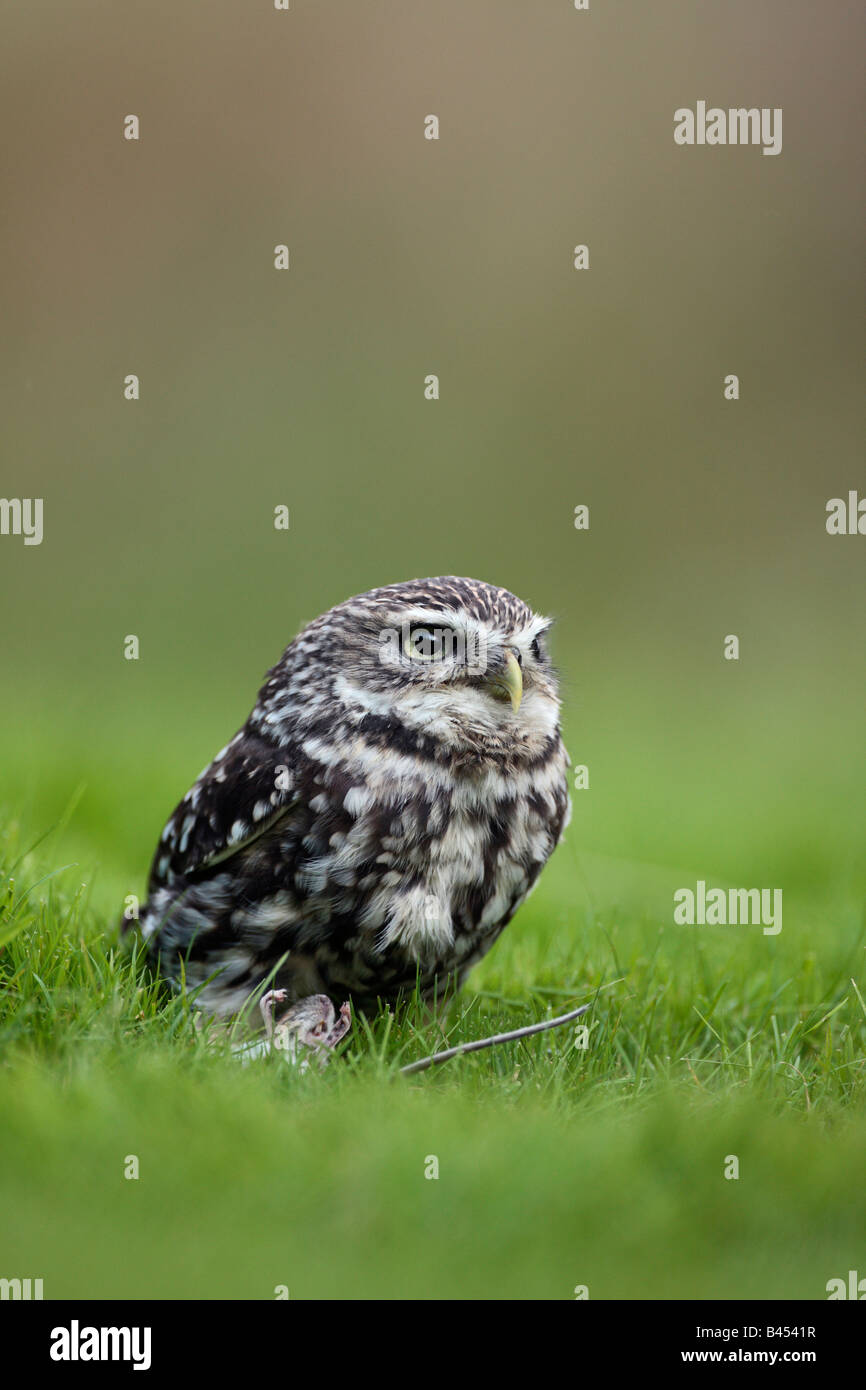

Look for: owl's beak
[487,648,523,712]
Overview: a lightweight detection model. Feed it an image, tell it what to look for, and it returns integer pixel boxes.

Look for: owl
[131,577,570,1038]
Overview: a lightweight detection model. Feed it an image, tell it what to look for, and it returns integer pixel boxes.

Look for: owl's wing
[146,727,299,891]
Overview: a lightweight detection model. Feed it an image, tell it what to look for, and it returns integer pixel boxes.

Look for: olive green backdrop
[1,0,863,922]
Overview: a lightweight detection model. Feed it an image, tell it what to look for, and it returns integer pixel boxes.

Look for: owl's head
[276,577,562,763]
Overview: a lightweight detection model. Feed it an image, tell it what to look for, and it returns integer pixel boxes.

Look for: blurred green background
[1,0,863,918]
[0,1,863,1301]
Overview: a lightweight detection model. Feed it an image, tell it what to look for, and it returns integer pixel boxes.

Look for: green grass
[1,804,864,1300]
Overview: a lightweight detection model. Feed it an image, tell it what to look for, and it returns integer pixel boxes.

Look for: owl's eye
[404,625,452,662]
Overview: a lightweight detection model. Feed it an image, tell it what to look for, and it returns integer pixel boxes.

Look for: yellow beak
[488,648,523,712]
